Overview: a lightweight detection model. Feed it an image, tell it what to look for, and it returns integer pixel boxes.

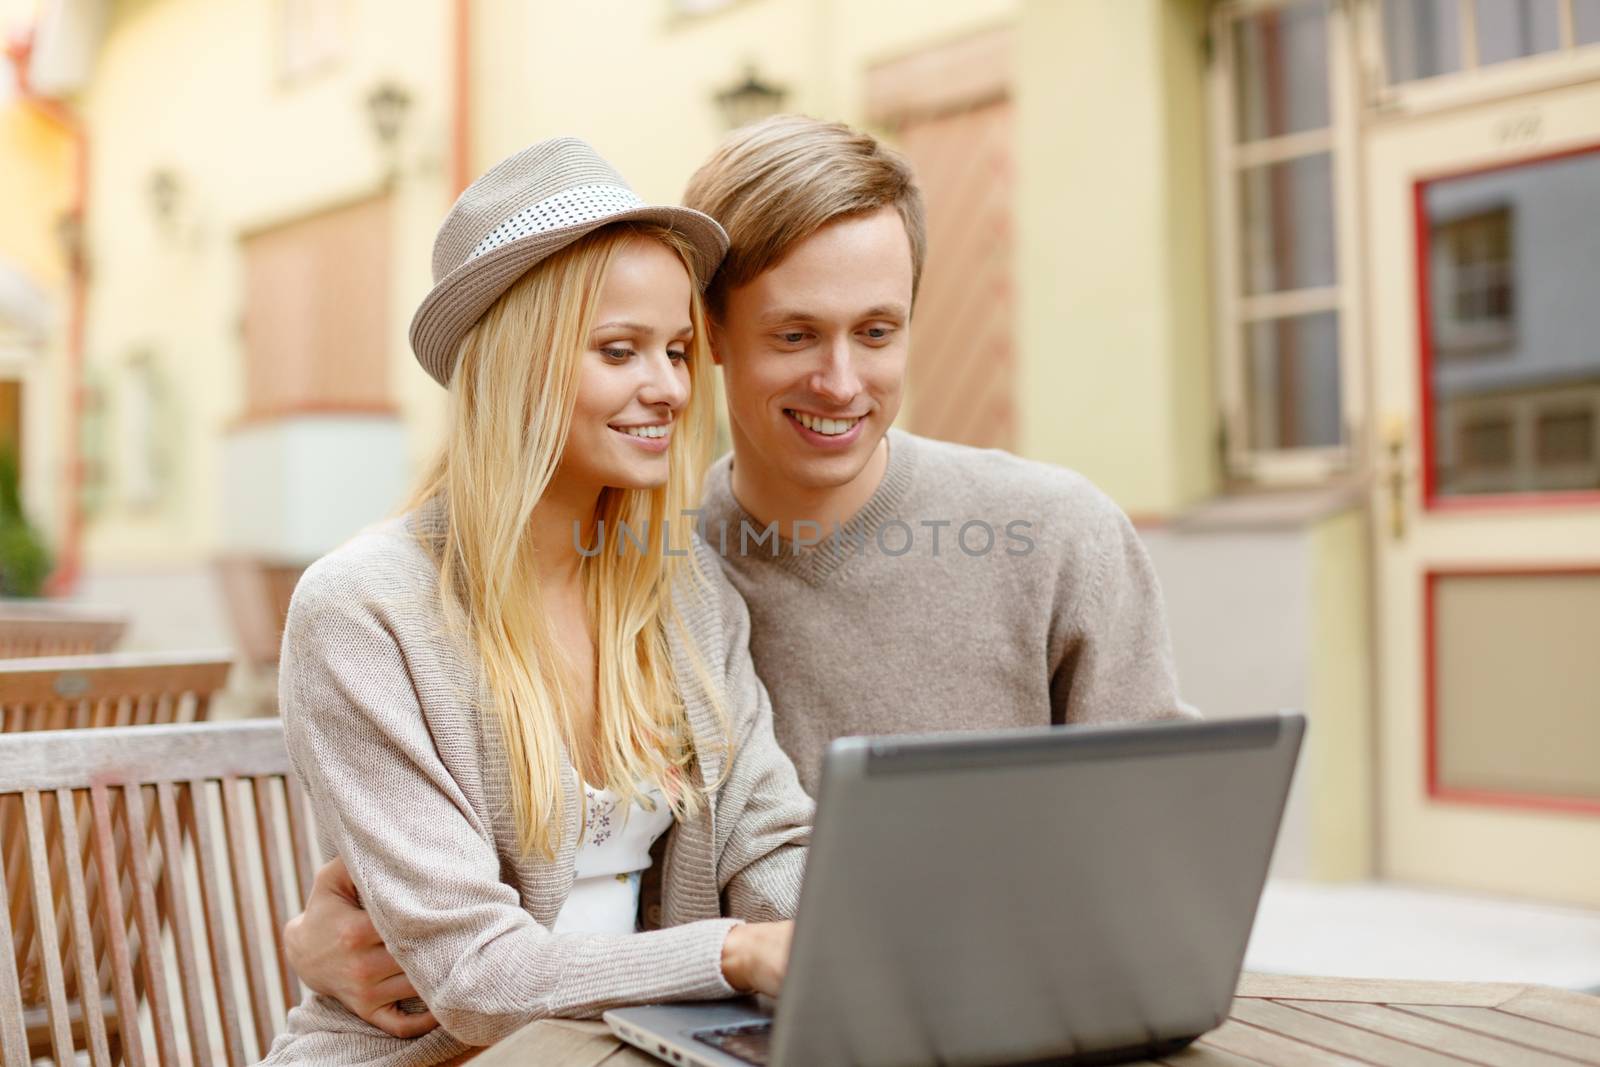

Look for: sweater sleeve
[1047,495,1200,726]
[279,569,739,1047]
[703,565,813,922]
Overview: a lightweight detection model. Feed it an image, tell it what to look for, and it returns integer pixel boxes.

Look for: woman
[265,139,811,1065]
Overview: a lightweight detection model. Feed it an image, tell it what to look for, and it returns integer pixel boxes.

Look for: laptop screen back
[770,715,1303,1067]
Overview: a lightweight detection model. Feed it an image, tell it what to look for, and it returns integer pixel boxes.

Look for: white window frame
[279,0,349,85]
[1429,204,1517,356]
[1208,0,1368,485]
[1354,0,1600,117]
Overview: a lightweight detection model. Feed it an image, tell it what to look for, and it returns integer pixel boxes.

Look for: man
[284,115,1195,1039]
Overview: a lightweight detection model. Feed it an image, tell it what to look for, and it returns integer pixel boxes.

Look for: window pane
[1245,311,1343,450]
[1577,0,1600,46]
[1426,149,1600,497]
[1232,1,1330,143]
[1475,0,1562,66]
[1383,0,1464,82]
[1240,153,1338,295]
[1430,207,1516,357]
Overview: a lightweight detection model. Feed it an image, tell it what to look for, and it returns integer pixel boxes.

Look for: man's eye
[863,326,893,340]
[779,332,807,344]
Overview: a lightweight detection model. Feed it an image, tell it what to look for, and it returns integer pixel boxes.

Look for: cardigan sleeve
[278,562,740,1048]
[699,560,813,922]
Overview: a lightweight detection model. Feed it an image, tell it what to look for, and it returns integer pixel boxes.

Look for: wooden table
[474,974,1600,1066]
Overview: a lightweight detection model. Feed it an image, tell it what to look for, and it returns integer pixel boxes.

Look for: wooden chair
[0,651,233,735]
[0,720,320,1065]
[0,601,128,658]
[0,653,235,1062]
[215,558,305,670]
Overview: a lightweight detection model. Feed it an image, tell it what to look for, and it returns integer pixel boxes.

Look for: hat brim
[409,204,727,388]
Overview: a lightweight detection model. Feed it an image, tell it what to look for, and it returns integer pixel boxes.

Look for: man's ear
[708,322,725,366]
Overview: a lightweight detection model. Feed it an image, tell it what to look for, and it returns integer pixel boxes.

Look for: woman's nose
[639,350,690,410]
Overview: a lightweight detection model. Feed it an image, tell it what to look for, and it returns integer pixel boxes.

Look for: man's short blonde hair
[682,114,927,315]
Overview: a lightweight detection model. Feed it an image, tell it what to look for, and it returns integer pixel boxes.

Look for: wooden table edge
[1236,972,1551,1007]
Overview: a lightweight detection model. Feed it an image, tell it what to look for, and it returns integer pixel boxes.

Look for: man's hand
[286,857,438,1038]
[719,921,794,998]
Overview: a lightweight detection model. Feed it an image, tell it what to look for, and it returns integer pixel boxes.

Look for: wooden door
[1365,78,1600,907]
[869,29,1016,451]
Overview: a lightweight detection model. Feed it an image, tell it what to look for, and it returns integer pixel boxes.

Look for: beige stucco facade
[77,0,452,568]
[1017,0,1218,518]
[70,0,1223,569]
[21,0,1375,880]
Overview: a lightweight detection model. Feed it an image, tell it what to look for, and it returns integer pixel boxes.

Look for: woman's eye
[668,348,689,362]
[600,346,634,361]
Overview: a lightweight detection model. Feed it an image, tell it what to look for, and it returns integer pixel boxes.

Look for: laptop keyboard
[692,1020,775,1065]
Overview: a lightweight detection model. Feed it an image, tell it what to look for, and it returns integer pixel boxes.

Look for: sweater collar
[703,429,920,585]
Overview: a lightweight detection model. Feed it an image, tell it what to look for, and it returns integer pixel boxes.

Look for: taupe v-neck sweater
[264,503,812,1065]
[699,430,1197,793]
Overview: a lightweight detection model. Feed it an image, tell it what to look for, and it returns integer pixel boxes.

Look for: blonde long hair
[409,222,723,858]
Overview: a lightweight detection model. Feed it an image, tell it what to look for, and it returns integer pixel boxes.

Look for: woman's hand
[719,921,794,997]
[285,857,439,1038]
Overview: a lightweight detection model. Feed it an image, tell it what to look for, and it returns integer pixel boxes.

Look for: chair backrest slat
[2,722,312,1064]
[122,783,181,1065]
[154,781,213,1067]
[284,775,316,906]
[253,776,301,1009]
[0,834,29,1064]
[22,790,74,1061]
[221,776,276,1051]
[43,792,85,1003]
[88,783,148,1067]
[185,777,248,1067]
[5,799,37,1003]
[53,787,114,1066]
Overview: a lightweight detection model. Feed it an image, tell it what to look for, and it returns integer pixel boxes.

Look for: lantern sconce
[146,169,183,238]
[713,64,787,131]
[365,79,414,184]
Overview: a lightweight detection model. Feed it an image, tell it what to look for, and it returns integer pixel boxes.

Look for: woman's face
[556,236,695,496]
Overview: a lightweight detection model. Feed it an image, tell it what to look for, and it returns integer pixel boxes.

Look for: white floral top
[550,783,675,935]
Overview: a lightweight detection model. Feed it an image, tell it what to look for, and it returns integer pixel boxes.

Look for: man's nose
[810,336,862,405]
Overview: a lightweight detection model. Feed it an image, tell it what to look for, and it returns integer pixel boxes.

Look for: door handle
[1384,414,1409,541]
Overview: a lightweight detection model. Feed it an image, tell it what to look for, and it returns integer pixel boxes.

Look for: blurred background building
[1,0,1596,951]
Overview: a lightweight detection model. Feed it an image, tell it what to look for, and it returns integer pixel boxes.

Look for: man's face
[714,206,913,494]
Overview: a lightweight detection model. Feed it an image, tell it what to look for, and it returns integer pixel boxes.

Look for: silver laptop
[606,713,1303,1066]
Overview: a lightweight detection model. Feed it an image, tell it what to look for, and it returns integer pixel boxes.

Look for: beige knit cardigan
[263,504,814,1066]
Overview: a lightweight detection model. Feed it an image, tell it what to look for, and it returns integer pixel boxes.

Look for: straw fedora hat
[408,137,728,388]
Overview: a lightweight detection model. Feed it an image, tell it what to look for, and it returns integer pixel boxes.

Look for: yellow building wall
[469,0,1020,205]
[75,0,1220,565]
[470,0,1214,517]
[1016,0,1216,517]
[0,104,72,288]
[1307,506,1375,879]
[79,0,452,567]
